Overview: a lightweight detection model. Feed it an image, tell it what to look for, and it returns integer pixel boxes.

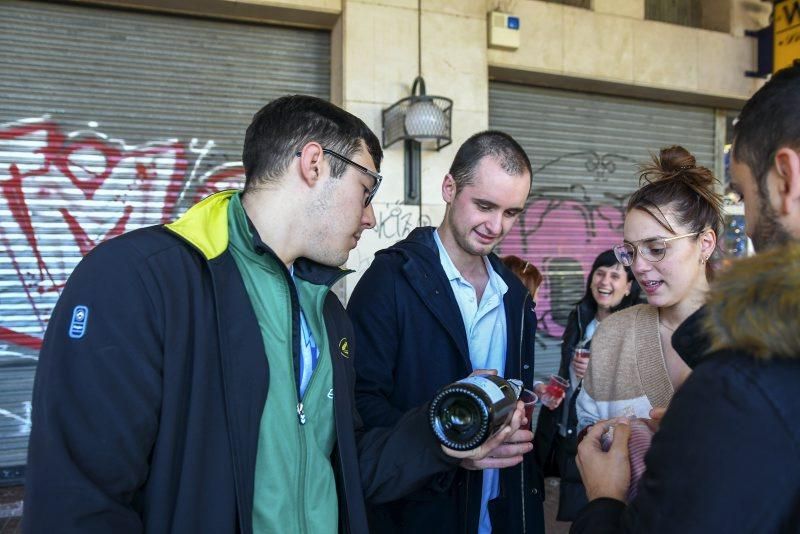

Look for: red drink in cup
[574,347,591,360]
[541,375,569,407]
[519,389,539,428]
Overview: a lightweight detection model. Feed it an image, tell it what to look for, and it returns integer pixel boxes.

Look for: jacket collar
[383,227,529,373]
[705,243,800,360]
[165,189,350,287]
[165,189,237,260]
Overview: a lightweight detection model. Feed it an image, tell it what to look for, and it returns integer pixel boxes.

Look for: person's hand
[571,353,590,380]
[534,382,563,410]
[442,401,532,469]
[642,406,667,433]
[470,368,498,377]
[576,418,631,502]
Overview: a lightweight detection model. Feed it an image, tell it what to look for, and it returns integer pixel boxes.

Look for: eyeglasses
[295,148,382,207]
[613,231,703,266]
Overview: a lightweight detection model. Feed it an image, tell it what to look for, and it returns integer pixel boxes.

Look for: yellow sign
[775,0,800,72]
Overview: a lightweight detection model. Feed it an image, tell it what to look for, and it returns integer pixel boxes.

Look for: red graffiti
[0,118,244,351]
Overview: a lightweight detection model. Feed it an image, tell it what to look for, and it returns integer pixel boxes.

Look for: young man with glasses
[348,131,550,534]
[24,95,519,533]
[572,63,800,532]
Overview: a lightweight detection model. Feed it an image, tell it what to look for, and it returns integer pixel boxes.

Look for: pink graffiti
[0,118,244,350]
[505,198,625,339]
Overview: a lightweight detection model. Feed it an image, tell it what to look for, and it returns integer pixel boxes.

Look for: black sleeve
[347,255,405,428]
[558,308,580,378]
[570,499,626,534]
[24,241,163,533]
[571,354,798,533]
[356,403,460,504]
[670,306,710,369]
[331,291,459,505]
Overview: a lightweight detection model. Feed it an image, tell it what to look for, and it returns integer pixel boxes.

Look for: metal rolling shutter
[489,82,715,384]
[0,0,330,478]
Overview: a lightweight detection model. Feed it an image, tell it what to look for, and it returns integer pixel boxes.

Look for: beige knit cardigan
[575,304,675,430]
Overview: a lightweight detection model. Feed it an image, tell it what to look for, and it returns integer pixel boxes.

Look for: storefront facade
[0,0,771,480]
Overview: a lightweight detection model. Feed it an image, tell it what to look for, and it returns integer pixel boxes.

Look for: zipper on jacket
[297,415,309,534]
[297,402,306,425]
[519,293,533,534]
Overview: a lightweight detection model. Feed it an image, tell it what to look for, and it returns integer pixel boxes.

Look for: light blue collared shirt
[434,229,508,534]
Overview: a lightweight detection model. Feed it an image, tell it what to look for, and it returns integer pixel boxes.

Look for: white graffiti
[0,402,31,435]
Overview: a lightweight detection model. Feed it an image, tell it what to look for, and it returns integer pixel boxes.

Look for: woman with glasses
[533,250,640,521]
[575,146,723,433]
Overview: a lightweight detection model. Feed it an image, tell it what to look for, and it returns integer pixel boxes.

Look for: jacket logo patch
[68,305,89,339]
[339,338,350,358]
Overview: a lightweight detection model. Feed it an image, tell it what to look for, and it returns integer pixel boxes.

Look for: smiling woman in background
[575,146,724,432]
[533,249,640,521]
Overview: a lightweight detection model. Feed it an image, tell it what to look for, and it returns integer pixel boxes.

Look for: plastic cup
[519,388,539,428]
[574,347,591,360]
[541,375,569,407]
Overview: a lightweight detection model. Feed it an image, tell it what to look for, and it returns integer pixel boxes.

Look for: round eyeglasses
[613,231,703,266]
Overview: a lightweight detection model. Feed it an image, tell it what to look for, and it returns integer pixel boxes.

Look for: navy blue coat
[24,202,458,534]
[348,227,544,534]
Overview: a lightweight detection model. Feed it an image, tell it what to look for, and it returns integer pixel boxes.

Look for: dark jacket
[570,245,800,533]
[533,300,594,520]
[347,227,543,534]
[24,192,457,534]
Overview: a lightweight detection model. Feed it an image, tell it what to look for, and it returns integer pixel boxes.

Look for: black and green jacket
[25,190,457,534]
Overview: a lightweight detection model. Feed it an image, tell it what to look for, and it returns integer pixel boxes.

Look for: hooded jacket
[571,244,800,533]
[348,227,544,534]
[24,191,457,534]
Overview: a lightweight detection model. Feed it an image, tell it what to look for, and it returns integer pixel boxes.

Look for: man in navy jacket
[349,131,553,534]
[572,63,800,533]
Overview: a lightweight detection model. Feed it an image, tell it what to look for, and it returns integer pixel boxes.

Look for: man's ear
[296,142,324,187]
[774,147,800,216]
[442,174,457,203]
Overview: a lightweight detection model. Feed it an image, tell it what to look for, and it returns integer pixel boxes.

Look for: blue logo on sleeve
[68,305,89,339]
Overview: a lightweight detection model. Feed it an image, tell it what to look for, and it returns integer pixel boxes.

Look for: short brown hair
[500,255,543,296]
[448,131,532,192]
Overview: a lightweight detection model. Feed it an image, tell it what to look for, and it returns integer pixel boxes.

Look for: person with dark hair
[348,130,550,533]
[533,250,639,521]
[575,145,723,432]
[571,63,800,533]
[500,255,543,301]
[22,96,521,533]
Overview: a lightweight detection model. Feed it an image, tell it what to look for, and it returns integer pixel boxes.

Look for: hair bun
[658,145,696,173]
[639,145,715,189]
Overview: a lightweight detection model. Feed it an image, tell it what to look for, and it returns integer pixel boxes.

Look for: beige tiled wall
[237,0,341,9]
[487,0,766,101]
[592,0,643,19]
